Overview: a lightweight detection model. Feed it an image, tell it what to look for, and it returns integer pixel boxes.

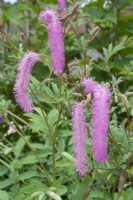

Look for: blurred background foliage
[0,0,133,199]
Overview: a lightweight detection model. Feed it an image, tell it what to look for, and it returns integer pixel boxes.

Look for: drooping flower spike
[39,9,65,75]
[81,78,111,163]
[92,84,111,163]
[71,102,88,177]
[14,51,40,113]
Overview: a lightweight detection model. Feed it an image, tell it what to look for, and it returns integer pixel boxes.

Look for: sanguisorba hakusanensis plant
[39,8,65,75]
[14,51,40,113]
[14,4,111,177]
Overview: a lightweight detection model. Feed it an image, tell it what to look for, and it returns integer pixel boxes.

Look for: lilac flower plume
[92,84,111,163]
[72,102,88,177]
[58,0,66,10]
[39,9,65,75]
[14,51,40,113]
[81,78,97,95]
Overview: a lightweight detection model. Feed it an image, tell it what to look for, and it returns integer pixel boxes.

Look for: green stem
[52,79,65,179]
[0,159,10,169]
[29,85,52,136]
[0,133,14,147]
[68,21,84,51]
[109,129,124,156]
[52,105,64,180]
[7,110,32,128]
[3,114,51,184]
[103,187,107,200]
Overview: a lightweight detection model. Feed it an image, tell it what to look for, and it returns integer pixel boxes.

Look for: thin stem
[0,152,13,163]
[7,110,32,128]
[68,21,83,51]
[109,129,124,156]
[103,187,107,200]
[29,85,52,136]
[52,105,65,180]
[0,159,10,169]
[83,40,90,76]
[52,79,65,179]
[0,134,14,147]
[116,90,131,138]
[3,114,51,184]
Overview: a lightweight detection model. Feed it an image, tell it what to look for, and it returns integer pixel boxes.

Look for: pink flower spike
[71,102,88,177]
[92,84,111,163]
[14,51,40,113]
[81,78,97,95]
[39,9,65,75]
[58,0,66,10]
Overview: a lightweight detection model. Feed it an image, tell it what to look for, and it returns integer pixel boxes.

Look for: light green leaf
[48,109,58,126]
[14,136,30,158]
[51,82,59,96]
[126,167,133,175]
[0,179,13,190]
[19,170,39,181]
[0,165,8,176]
[0,190,9,200]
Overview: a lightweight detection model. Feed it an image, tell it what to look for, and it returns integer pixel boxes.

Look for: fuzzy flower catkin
[81,78,97,95]
[92,84,111,163]
[14,51,40,113]
[58,0,66,10]
[39,9,65,75]
[71,102,88,177]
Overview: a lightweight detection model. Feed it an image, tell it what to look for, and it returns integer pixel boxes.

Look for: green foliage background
[0,0,133,199]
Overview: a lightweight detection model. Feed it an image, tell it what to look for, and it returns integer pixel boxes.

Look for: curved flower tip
[39,9,57,24]
[92,84,111,163]
[81,78,97,95]
[58,0,66,10]
[14,51,40,113]
[71,102,88,177]
[39,9,65,75]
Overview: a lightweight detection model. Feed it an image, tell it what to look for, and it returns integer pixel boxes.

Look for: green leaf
[73,177,90,200]
[18,153,46,165]
[90,190,103,198]
[13,136,30,158]
[108,43,113,53]
[43,85,56,98]
[51,82,59,96]
[126,167,133,175]
[0,165,8,176]
[0,179,13,189]
[48,109,58,126]
[52,177,63,187]
[61,152,75,163]
[58,138,65,152]
[19,170,38,181]
[26,112,48,133]
[0,190,9,200]
[3,147,13,155]
[3,6,23,25]
[56,161,74,168]
[31,143,45,150]
[103,43,125,63]
[55,185,67,196]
